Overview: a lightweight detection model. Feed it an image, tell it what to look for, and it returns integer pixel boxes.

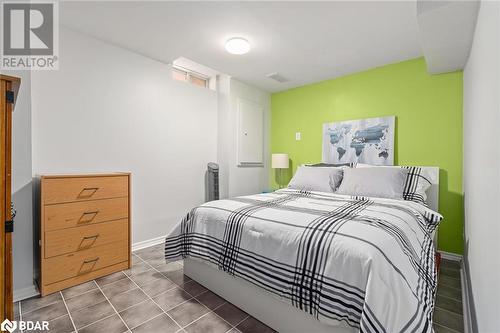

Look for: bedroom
[0,1,497,332]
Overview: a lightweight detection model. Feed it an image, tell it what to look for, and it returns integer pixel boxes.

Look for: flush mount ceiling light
[225,37,250,55]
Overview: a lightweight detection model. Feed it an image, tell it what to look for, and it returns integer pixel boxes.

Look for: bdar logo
[0,319,17,333]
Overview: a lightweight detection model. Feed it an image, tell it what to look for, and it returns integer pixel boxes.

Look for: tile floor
[15,245,464,333]
[15,244,274,333]
[433,259,464,333]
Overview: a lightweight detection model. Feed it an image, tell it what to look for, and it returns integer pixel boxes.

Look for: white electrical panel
[237,98,264,166]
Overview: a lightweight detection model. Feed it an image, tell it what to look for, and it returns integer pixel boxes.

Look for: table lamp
[272,153,289,188]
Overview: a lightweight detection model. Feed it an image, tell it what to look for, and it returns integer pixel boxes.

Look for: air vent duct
[266,72,290,83]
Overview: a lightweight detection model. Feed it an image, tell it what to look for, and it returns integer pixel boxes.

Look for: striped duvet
[165,189,443,333]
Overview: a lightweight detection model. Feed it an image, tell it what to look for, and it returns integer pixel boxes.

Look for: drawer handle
[83,257,100,264]
[82,234,100,241]
[79,234,100,250]
[78,211,99,223]
[79,257,99,274]
[78,187,99,198]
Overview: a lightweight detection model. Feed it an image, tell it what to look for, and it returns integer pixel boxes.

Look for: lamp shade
[272,153,289,169]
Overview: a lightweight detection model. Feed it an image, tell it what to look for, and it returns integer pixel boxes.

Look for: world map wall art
[322,116,395,166]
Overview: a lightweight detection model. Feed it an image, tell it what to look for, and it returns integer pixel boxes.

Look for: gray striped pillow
[401,166,432,206]
[356,164,432,206]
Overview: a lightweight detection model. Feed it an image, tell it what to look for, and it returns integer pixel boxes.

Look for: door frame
[0,75,20,321]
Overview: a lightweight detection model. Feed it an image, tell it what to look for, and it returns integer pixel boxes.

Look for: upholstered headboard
[422,166,439,213]
[420,167,439,246]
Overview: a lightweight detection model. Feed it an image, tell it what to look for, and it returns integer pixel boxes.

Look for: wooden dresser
[38,173,131,296]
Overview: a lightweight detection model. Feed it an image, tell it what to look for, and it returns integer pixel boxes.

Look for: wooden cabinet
[38,174,131,296]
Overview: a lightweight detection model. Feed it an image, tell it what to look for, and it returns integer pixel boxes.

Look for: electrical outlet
[295,132,301,141]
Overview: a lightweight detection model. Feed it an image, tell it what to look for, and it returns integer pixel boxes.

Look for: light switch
[295,132,301,141]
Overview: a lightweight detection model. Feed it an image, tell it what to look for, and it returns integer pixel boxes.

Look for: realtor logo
[0,319,16,333]
[1,1,59,70]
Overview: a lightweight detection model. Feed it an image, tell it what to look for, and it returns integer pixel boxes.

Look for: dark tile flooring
[15,246,464,333]
[434,259,464,333]
[15,244,274,333]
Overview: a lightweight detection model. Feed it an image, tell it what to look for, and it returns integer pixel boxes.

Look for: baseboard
[13,284,39,302]
[439,250,463,262]
[461,260,474,333]
[131,235,165,252]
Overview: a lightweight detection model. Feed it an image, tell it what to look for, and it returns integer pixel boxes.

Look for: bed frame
[424,167,440,246]
[185,258,355,333]
[184,167,440,333]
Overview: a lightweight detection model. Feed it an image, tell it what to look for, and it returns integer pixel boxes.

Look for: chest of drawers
[38,173,131,296]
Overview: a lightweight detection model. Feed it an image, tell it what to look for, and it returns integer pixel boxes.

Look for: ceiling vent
[266,72,290,83]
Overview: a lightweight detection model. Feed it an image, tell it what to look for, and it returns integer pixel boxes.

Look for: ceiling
[60,1,424,92]
[417,0,479,74]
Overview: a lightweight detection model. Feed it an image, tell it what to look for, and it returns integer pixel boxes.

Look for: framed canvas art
[322,116,395,165]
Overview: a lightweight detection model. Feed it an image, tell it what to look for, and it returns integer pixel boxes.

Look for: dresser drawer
[43,241,128,285]
[42,176,128,205]
[44,197,128,231]
[44,219,128,258]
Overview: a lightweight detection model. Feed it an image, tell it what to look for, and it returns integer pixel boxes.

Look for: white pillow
[336,167,407,199]
[288,166,343,193]
[357,164,432,205]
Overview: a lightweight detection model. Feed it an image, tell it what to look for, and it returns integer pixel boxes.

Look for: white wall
[31,27,218,245]
[216,75,231,199]
[9,26,269,299]
[463,2,500,332]
[217,77,270,198]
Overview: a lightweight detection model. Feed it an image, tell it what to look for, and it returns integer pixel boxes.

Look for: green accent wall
[271,58,463,254]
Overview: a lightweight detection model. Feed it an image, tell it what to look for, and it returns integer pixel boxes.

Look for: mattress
[165,189,442,332]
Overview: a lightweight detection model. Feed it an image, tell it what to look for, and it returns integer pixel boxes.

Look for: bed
[165,167,441,333]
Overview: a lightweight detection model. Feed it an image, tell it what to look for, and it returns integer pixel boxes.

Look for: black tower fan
[207,162,219,201]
